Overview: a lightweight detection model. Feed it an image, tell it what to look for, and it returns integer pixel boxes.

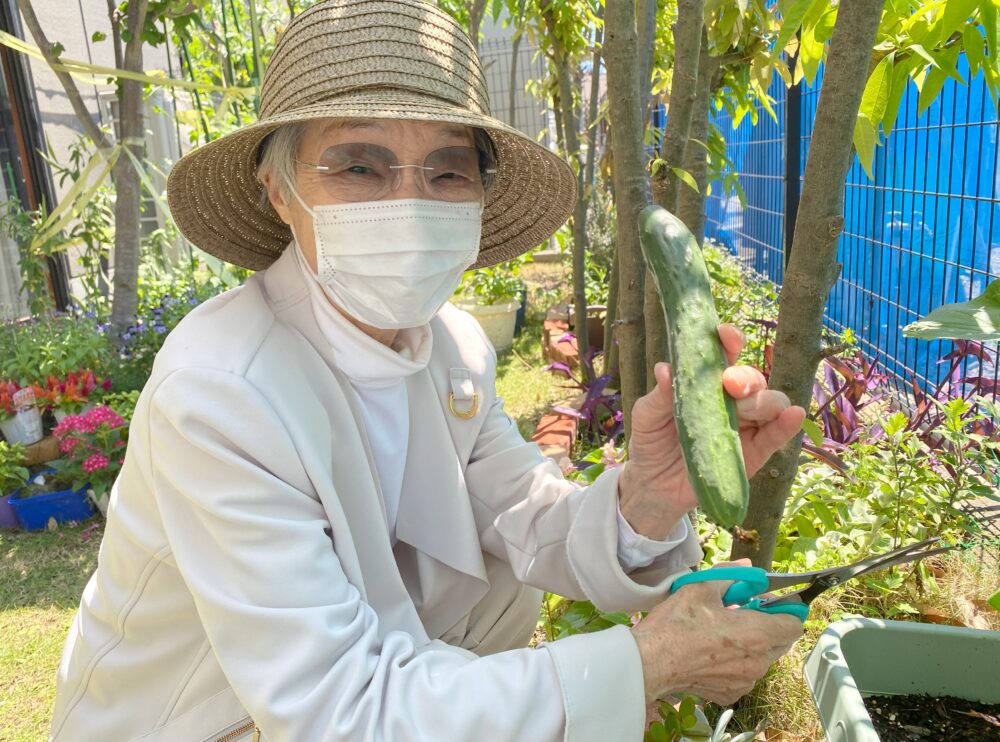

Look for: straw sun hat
[166,0,577,271]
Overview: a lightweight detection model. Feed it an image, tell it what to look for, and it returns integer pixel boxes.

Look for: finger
[722,365,768,399]
[741,406,807,475]
[718,324,745,365]
[762,613,806,648]
[673,576,740,605]
[630,362,675,433]
[735,389,792,423]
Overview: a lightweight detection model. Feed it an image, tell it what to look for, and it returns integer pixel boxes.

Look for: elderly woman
[50,2,804,741]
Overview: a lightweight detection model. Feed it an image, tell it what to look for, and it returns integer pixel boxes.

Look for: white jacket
[49,246,702,741]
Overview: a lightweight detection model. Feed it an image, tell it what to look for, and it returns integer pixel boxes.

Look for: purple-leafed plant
[802,341,1000,490]
[544,339,623,447]
[815,350,888,443]
[800,350,888,471]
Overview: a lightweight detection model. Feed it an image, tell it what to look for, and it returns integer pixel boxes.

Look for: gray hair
[255,122,497,209]
[256,123,307,208]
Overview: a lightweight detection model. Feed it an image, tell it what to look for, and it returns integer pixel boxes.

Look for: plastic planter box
[804,617,1000,742]
[8,472,95,531]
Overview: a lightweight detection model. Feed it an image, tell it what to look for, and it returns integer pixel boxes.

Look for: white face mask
[290,191,483,329]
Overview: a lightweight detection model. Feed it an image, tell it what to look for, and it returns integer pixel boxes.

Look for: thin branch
[16,0,112,151]
[818,342,851,361]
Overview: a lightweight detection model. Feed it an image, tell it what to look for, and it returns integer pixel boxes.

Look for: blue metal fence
[705,55,1000,397]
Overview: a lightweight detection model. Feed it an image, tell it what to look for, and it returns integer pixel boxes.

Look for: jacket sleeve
[145,368,647,742]
[467,395,704,612]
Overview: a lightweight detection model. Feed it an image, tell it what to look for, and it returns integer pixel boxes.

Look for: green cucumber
[638,205,749,528]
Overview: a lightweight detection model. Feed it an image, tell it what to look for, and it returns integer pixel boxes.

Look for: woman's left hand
[617,324,806,540]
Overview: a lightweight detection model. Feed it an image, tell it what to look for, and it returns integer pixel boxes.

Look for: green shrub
[0,441,28,496]
[0,316,111,386]
[456,260,526,306]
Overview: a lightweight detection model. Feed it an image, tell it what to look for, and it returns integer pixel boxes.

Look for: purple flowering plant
[50,405,128,507]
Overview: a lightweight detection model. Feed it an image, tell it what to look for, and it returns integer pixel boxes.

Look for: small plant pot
[8,473,95,531]
[804,617,1000,742]
[52,403,95,424]
[0,412,43,445]
[455,299,520,352]
[0,492,19,529]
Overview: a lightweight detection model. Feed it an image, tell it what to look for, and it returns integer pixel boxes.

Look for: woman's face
[267,118,480,273]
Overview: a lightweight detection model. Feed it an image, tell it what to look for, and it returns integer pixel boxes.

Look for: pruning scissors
[669,536,954,622]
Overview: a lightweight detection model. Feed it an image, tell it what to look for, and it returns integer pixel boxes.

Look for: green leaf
[651,158,667,176]
[679,695,696,719]
[91,31,107,43]
[989,588,1000,612]
[964,24,985,76]
[50,41,65,58]
[671,166,700,193]
[904,278,1000,340]
[918,65,948,114]
[934,0,979,46]
[649,721,667,742]
[773,0,818,61]
[853,113,878,179]
[802,418,824,446]
[860,56,893,125]
[906,43,939,69]
[982,0,998,60]
[884,56,917,135]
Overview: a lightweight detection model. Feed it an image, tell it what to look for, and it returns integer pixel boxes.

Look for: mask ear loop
[288,183,318,220]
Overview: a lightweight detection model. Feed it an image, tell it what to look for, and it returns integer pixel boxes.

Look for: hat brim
[166,90,577,271]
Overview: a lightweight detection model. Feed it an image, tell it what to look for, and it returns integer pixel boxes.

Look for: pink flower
[84,406,125,429]
[53,414,84,439]
[59,436,82,454]
[82,453,110,473]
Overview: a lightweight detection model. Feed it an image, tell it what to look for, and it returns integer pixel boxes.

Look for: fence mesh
[706,56,1000,402]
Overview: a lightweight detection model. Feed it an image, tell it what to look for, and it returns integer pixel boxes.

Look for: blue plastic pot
[8,471,95,531]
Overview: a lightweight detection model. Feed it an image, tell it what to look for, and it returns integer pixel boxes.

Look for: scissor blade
[847,544,953,579]
[761,537,951,605]
[764,570,829,591]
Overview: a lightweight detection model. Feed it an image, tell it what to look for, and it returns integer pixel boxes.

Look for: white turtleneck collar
[290,240,433,388]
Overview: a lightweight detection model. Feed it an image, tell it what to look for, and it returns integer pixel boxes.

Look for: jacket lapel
[259,250,427,641]
[261,248,492,642]
[394,368,489,638]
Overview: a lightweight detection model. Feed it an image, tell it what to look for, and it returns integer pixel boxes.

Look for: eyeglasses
[295,143,497,203]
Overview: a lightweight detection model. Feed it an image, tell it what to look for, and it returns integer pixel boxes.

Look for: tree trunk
[507,2,525,126]
[676,31,719,244]
[636,0,657,125]
[605,0,647,438]
[108,0,150,342]
[467,0,488,51]
[542,2,589,370]
[17,0,112,151]
[646,0,703,390]
[732,0,886,566]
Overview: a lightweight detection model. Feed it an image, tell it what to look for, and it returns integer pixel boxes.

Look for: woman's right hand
[630,561,803,705]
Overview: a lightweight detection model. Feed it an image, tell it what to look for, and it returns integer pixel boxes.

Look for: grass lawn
[0,520,103,741]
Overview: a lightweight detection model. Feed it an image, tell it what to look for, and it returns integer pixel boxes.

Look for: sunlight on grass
[0,607,76,741]
[1,521,101,740]
[495,324,569,441]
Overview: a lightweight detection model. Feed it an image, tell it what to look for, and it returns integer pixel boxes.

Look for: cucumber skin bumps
[638,205,749,528]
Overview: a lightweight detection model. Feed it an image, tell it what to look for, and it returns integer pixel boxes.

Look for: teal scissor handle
[742,597,810,621]
[670,567,809,622]
[670,566,769,606]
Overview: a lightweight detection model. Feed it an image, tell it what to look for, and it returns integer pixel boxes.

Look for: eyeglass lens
[306,143,494,203]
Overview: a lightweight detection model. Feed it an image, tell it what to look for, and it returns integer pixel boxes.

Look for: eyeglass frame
[293,142,499,201]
